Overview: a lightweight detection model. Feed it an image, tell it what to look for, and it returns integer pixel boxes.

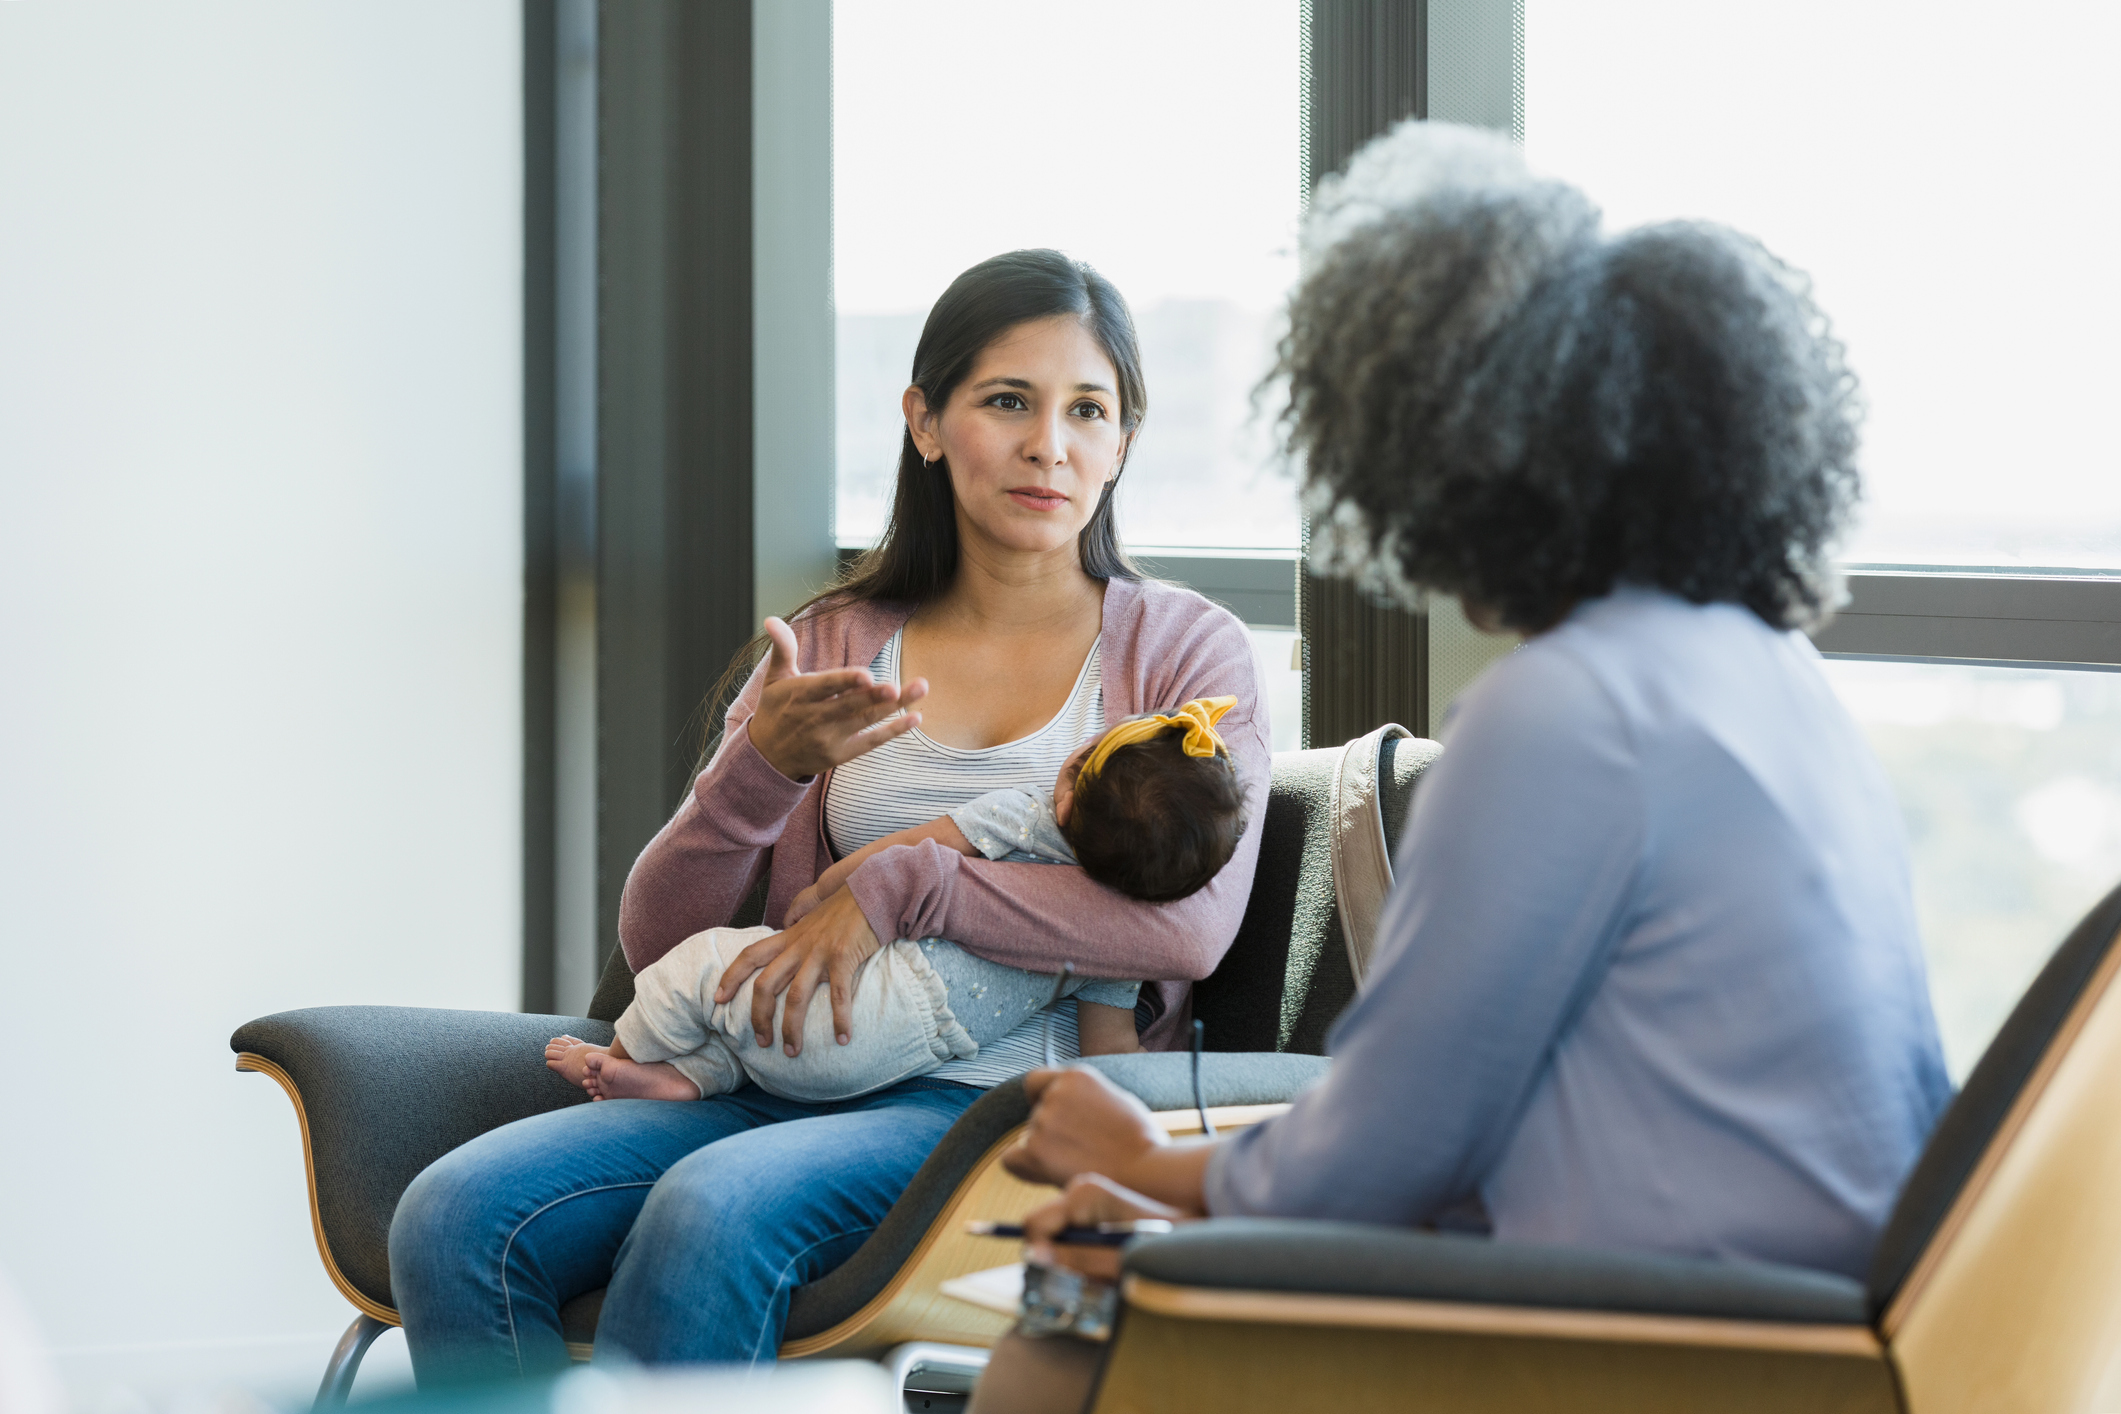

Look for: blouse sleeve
[843,608,1270,985]
[614,657,813,971]
[1202,644,1645,1223]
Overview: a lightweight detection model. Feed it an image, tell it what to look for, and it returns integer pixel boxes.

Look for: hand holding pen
[966,1218,1175,1247]
[984,1173,1189,1283]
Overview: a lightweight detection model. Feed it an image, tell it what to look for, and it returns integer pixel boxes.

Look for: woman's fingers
[1020,1174,1181,1282]
[848,710,924,755]
[760,616,801,682]
[1004,1067,1165,1187]
[749,941,805,1045]
[777,948,829,1055]
[1024,1173,1181,1243]
[731,884,884,1050]
[716,929,794,1005]
[825,945,861,1047]
[777,667,879,704]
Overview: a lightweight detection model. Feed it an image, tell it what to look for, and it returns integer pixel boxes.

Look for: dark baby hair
[1063,730,1247,903]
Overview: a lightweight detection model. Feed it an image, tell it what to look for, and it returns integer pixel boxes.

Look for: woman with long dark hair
[387,250,1269,1376]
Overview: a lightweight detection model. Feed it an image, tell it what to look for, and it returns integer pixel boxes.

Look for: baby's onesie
[614,788,1141,1102]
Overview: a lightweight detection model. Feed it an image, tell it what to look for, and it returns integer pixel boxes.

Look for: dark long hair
[699,249,1149,759]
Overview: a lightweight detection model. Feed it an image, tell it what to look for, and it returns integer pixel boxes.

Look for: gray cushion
[1193,737,1438,1056]
[587,947,635,1026]
[1124,1219,1869,1326]
[230,1007,611,1312]
[1191,749,1345,1054]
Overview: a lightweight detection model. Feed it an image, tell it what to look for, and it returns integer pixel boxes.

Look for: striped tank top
[823,628,1105,1086]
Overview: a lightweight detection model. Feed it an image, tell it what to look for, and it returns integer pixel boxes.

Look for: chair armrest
[1121,1219,1868,1326]
[1079,1052,1330,1111]
[783,1052,1331,1340]
[231,1006,611,1315]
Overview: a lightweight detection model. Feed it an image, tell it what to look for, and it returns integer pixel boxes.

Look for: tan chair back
[1884,890,2121,1412]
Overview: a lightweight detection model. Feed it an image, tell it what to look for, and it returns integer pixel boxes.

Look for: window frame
[529,0,2121,1006]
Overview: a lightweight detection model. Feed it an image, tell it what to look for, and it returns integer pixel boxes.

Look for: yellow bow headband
[1077,696,1238,787]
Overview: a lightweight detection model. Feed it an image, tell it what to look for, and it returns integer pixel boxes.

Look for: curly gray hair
[1278,121,1861,632]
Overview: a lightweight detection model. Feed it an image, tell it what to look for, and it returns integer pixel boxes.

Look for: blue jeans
[387,1078,982,1384]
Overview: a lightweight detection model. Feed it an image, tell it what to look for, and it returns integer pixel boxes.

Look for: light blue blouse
[1205,588,1953,1279]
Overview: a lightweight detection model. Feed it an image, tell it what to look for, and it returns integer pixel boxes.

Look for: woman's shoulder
[1537,589,1814,716]
[1470,587,1848,767]
[1103,574,1250,654]
[787,593,916,668]
[1100,574,1261,725]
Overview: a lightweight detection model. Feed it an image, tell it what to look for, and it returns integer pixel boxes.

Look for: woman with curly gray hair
[973,121,1953,1413]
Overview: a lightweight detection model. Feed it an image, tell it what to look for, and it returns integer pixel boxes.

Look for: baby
[545,696,1245,1104]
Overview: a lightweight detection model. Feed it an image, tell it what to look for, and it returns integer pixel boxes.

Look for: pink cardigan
[615,576,1270,1053]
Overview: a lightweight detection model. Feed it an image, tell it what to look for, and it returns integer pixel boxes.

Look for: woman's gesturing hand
[715,886,881,1055]
[746,616,929,782]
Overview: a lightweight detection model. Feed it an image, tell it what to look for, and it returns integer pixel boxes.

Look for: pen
[964,1219,1175,1246]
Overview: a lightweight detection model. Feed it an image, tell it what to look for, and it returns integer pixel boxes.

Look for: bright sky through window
[833,0,1303,551]
[1526,0,2121,570]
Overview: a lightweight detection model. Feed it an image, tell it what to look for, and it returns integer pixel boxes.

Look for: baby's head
[1055,697,1248,903]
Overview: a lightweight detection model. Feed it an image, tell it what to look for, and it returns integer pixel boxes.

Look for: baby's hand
[788,883,823,924]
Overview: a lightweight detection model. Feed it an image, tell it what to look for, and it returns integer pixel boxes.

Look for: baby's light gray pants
[614,926,1133,1102]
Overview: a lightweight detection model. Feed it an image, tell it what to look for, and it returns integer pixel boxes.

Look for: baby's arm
[1077,1002,1144,1056]
[789,816,979,923]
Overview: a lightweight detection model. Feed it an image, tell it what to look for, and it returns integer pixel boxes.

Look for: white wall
[0,2,522,1401]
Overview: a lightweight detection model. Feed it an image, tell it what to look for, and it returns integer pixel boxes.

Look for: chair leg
[314,1312,390,1410]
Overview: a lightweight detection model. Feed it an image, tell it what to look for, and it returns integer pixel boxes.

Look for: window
[1821,660,2121,1079]
[1524,0,2121,570]
[832,0,1303,555]
[1522,0,2121,1067]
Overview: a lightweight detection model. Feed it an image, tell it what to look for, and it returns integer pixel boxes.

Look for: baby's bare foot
[583,1051,700,1102]
[545,1036,605,1089]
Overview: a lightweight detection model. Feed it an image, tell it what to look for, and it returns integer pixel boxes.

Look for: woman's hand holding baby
[747,616,930,781]
[715,886,881,1055]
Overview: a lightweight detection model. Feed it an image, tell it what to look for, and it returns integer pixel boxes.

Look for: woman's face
[904,314,1129,561]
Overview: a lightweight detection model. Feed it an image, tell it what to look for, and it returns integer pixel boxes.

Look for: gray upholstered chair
[231,731,1440,1404]
[1088,879,2121,1414]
